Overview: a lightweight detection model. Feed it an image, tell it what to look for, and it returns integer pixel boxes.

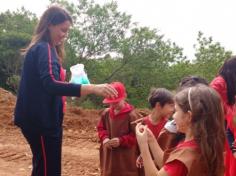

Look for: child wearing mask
[136,85,225,176]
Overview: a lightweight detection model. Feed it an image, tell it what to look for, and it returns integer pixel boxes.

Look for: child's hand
[109,138,120,148]
[135,123,148,145]
[103,138,112,149]
[146,128,156,144]
[136,155,143,168]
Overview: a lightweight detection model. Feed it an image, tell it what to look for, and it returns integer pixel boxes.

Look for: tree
[50,0,132,61]
[103,27,185,106]
[0,8,37,91]
[193,31,232,81]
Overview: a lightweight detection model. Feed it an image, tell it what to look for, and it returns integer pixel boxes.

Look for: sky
[0,0,236,59]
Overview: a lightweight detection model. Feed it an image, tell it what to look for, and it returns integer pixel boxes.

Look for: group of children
[97,82,176,176]
[97,66,236,176]
[96,79,192,175]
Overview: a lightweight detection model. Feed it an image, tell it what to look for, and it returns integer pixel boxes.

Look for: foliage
[0,1,234,108]
[193,31,232,81]
[51,0,132,60]
[6,74,20,93]
[0,8,37,90]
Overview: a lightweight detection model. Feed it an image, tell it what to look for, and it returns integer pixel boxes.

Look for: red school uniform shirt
[142,115,167,139]
[210,76,236,176]
[163,140,198,176]
[210,76,235,124]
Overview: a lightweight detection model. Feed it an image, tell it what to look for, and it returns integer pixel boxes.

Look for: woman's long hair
[175,85,225,176]
[219,56,236,105]
[22,5,72,62]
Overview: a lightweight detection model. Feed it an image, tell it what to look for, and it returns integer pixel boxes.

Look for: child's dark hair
[178,75,208,91]
[218,56,236,105]
[148,88,174,108]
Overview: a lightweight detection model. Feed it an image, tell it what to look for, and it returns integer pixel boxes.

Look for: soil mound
[0,88,16,127]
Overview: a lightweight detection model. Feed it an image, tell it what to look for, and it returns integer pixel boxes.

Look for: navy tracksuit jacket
[14,41,81,135]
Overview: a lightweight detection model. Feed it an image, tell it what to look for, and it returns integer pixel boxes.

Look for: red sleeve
[119,132,136,148]
[97,118,109,142]
[163,160,188,176]
[210,77,229,115]
[210,76,227,104]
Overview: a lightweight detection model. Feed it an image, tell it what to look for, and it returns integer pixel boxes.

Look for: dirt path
[0,130,100,176]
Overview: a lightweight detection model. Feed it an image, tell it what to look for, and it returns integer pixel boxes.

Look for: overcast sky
[0,0,235,59]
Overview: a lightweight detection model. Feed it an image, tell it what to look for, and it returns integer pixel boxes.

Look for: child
[136,85,225,176]
[210,56,236,176]
[136,88,175,168]
[97,82,140,176]
[158,76,209,149]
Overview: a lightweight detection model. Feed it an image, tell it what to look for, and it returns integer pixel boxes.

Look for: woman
[14,6,117,176]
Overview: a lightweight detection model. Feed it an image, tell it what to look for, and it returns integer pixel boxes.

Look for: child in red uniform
[136,85,225,176]
[97,82,140,176]
[158,76,209,149]
[136,88,174,168]
[210,56,236,176]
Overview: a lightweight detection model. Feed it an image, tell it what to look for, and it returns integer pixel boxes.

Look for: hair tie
[188,87,193,111]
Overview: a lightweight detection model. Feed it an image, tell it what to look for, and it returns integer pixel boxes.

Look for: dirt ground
[0,88,102,176]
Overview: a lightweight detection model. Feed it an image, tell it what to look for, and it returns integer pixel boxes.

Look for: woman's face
[172,103,190,133]
[49,20,71,46]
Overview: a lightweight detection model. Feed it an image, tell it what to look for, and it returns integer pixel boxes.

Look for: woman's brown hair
[22,5,72,62]
[175,85,225,176]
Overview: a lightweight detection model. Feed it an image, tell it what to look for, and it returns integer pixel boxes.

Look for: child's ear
[187,110,192,122]
[155,102,161,109]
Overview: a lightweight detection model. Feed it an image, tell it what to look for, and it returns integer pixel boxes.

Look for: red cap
[103,82,127,104]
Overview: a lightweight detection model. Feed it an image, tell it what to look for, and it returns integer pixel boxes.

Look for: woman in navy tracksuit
[14,6,117,176]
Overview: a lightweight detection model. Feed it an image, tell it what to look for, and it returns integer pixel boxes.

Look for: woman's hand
[93,84,118,97]
[81,84,118,97]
